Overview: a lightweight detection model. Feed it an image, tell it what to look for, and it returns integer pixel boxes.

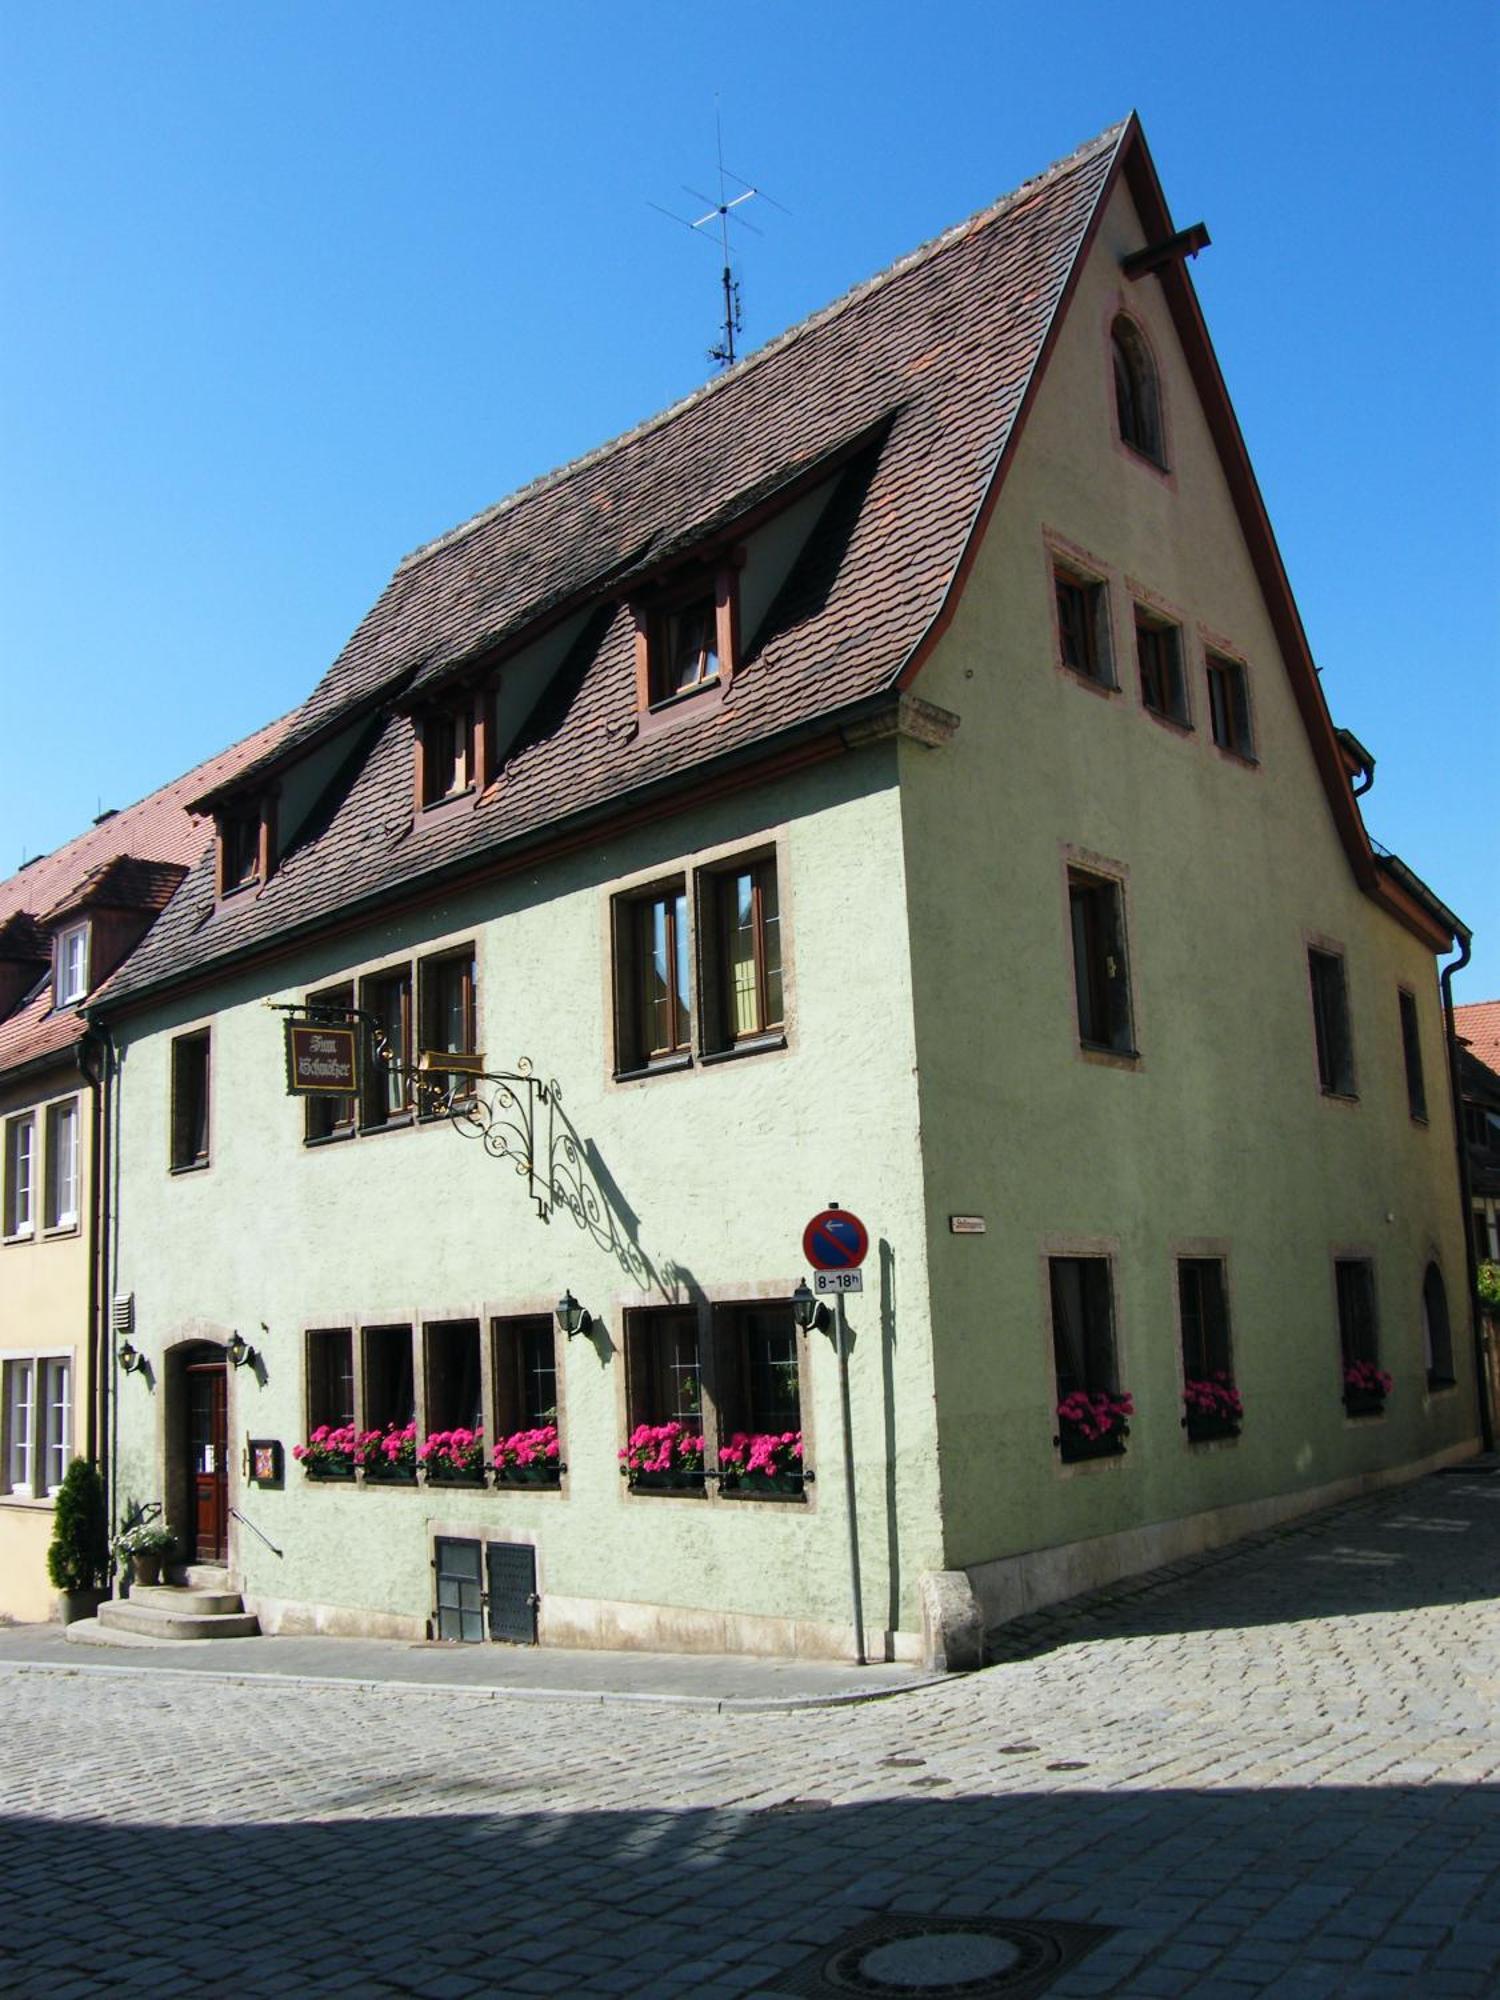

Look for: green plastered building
[95,117,1481,1666]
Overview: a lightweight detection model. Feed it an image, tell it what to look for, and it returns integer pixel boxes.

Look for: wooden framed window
[1398,988,1427,1122]
[1135,609,1189,726]
[360,968,412,1127]
[416,700,476,810]
[43,1099,79,1230]
[54,921,90,1004]
[1422,1263,1454,1388]
[1068,868,1135,1055]
[1206,653,1255,760]
[424,1319,483,1433]
[634,563,738,711]
[170,1030,211,1172]
[1335,1259,1381,1401]
[1308,947,1356,1098]
[216,795,273,897]
[304,985,357,1144]
[361,1324,415,1433]
[704,857,784,1050]
[306,1327,354,1432]
[624,1306,704,1441]
[1048,1256,1124,1461]
[1178,1260,1232,1382]
[3,1114,34,1239]
[418,950,478,1106]
[493,1315,559,1433]
[613,882,692,1075]
[2,1354,69,1497]
[1053,565,1114,687]
[1112,315,1164,464]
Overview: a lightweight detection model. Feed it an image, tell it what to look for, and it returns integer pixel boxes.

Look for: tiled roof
[106,121,1129,1006]
[1456,1001,1500,1076]
[0,714,291,1075]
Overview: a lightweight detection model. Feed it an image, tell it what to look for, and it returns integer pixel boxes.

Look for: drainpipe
[75,1027,105,1469]
[1439,926,1492,1452]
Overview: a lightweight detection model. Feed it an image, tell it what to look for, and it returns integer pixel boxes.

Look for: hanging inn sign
[284,1017,360,1097]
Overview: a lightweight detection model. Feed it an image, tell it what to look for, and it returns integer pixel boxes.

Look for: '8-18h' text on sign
[813,1270,863,1295]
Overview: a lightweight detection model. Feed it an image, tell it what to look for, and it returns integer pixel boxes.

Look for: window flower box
[419,1428,486,1483]
[1342,1360,1392,1418]
[364,1422,419,1482]
[620,1421,705,1492]
[294,1425,362,1479]
[491,1424,562,1487]
[716,1430,806,1497]
[1183,1373,1243,1443]
[1055,1390,1133,1463]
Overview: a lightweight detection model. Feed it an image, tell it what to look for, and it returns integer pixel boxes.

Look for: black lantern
[792,1279,819,1331]
[118,1338,142,1375]
[227,1331,257,1370]
[555,1289,592,1339]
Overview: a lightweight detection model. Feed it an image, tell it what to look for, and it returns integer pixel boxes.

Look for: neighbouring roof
[1456,1001,1500,1077]
[0,714,291,1076]
[98,113,1458,1016]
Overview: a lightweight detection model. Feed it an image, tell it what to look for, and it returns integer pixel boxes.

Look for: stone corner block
[917,1568,984,1672]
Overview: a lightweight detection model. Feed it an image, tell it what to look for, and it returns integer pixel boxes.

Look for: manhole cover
[781,1916,1113,1998]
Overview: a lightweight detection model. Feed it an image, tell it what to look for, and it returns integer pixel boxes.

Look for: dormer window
[55,922,90,1005]
[216,795,273,898]
[1111,315,1164,466]
[415,690,493,811]
[635,563,739,712]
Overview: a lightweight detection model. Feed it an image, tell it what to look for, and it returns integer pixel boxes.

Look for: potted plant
[114,1521,176,1586]
[716,1430,805,1495]
[492,1423,562,1486]
[46,1459,110,1623]
[293,1423,361,1479]
[1055,1389,1134,1462]
[1343,1359,1393,1417]
[619,1421,705,1491]
[419,1427,486,1484]
[1182,1373,1243,1443]
[365,1422,418,1483]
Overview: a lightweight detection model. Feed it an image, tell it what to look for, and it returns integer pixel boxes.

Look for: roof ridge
[395,118,1130,577]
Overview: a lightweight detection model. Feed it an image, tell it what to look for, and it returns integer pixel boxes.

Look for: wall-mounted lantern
[227,1331,258,1370]
[791,1279,831,1335]
[118,1338,144,1375]
[555,1290,592,1339]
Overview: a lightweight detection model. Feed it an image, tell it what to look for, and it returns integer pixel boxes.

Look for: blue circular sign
[803,1208,869,1271]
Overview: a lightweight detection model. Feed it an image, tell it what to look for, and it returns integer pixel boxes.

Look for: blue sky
[2,2,1496,991]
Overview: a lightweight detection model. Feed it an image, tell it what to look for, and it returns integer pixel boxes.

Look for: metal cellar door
[485,1541,538,1644]
[433,1538,484,1643]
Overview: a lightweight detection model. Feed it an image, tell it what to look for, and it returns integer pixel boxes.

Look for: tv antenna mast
[650,110,786,369]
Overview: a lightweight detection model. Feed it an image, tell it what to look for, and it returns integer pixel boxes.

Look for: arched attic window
[1112,315,1164,465]
[1421,1262,1455,1388]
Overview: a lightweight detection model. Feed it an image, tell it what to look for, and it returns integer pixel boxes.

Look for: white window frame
[55,922,90,1005]
[2,1353,71,1499]
[3,1114,35,1240]
[44,1098,80,1231]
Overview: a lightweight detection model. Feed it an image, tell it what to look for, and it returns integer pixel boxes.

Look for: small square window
[1398,988,1427,1122]
[1206,653,1255,759]
[1068,868,1135,1056]
[4,1115,35,1239]
[1053,566,1114,687]
[613,882,692,1074]
[1135,610,1189,726]
[170,1031,211,1172]
[656,596,719,700]
[639,571,734,710]
[55,922,90,1005]
[44,1100,79,1230]
[360,969,413,1127]
[1308,948,1356,1098]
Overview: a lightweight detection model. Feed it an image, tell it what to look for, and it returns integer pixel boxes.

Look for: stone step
[64,1616,168,1649]
[167,1563,237,1591]
[129,1583,245,1617]
[98,1598,261,1643]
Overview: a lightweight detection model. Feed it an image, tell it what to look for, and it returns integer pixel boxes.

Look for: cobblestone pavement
[3,1466,1498,1998]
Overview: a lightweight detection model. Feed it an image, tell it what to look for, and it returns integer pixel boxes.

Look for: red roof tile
[1456,1001,1500,1075]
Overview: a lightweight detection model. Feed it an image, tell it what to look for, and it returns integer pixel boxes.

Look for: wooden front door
[187,1361,229,1562]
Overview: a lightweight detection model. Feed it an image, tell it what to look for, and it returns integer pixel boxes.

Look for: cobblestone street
[3,1465,1498,1998]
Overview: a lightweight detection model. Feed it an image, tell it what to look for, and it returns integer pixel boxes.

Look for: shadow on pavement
[3,1782,1495,1996]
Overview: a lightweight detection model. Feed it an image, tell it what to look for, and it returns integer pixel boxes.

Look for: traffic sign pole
[834,1288,866,1666]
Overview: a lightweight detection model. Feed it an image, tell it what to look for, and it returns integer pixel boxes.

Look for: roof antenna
[649,102,787,370]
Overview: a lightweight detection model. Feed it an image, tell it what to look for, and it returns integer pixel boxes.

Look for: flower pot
[1057,1427,1127,1463]
[303,1461,357,1481]
[55,1588,106,1626]
[1185,1414,1242,1444]
[493,1466,560,1488]
[130,1552,163,1586]
[422,1465,486,1486]
[628,1470,705,1493]
[1344,1390,1386,1419]
[364,1462,418,1485]
[723,1470,804,1497]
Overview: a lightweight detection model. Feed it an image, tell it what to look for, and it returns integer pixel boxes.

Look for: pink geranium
[293,1423,365,1472]
[419,1427,486,1474]
[1343,1359,1393,1401]
[492,1424,561,1474]
[618,1422,705,1477]
[716,1431,803,1480]
[1183,1374,1243,1423]
[1055,1389,1134,1444]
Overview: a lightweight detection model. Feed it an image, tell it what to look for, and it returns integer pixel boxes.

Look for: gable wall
[899,174,1474,1581]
